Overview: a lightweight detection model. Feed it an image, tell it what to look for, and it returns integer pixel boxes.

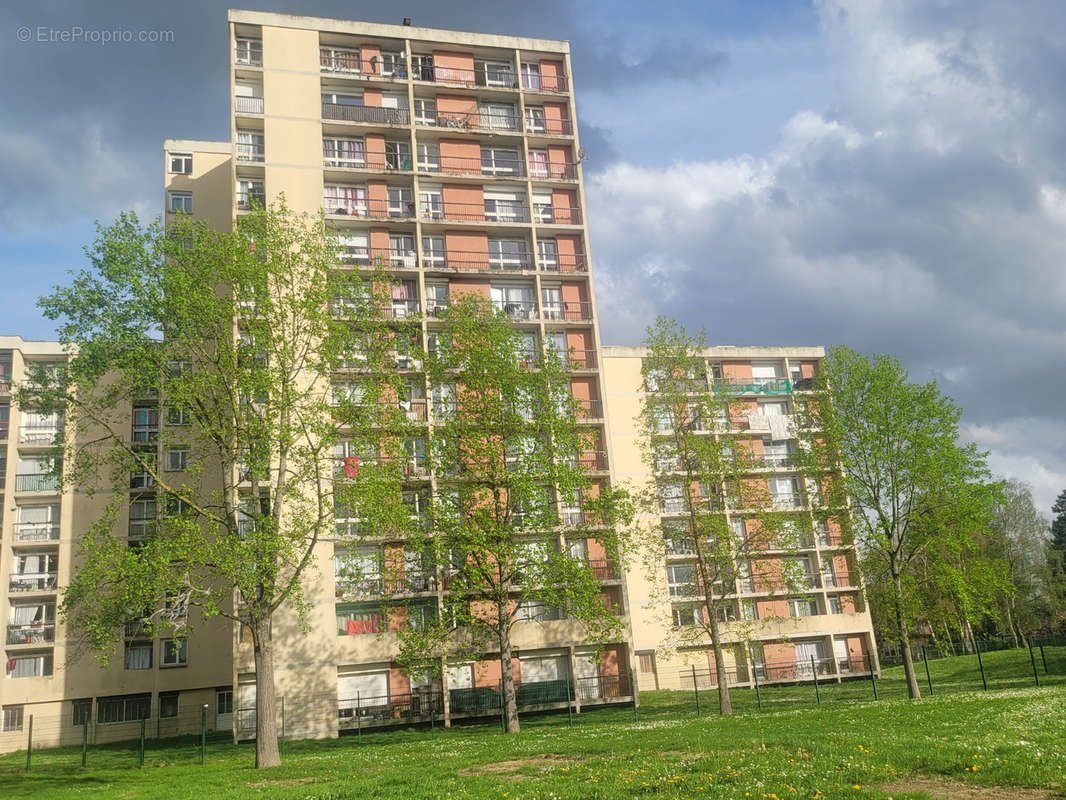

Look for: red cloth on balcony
[343,456,360,478]
[346,619,360,635]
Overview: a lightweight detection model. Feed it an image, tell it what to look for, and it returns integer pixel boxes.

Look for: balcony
[20,424,62,444]
[421,201,530,224]
[424,251,534,273]
[14,523,60,543]
[578,450,609,472]
[320,51,408,79]
[770,494,805,510]
[525,117,574,136]
[491,299,538,321]
[336,246,417,269]
[15,474,61,493]
[335,576,385,599]
[235,95,263,114]
[411,63,517,88]
[236,190,265,211]
[418,154,525,178]
[534,205,583,225]
[576,399,603,419]
[9,574,57,593]
[234,43,262,67]
[542,300,593,322]
[714,377,793,396]
[563,349,597,370]
[522,73,569,93]
[587,559,619,580]
[385,300,421,319]
[6,623,55,645]
[236,140,265,162]
[821,570,854,588]
[754,453,794,469]
[322,103,411,125]
[539,253,588,273]
[528,160,578,180]
[324,194,416,220]
[417,110,521,133]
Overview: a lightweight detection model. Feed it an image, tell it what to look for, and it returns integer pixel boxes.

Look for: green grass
[2,648,1064,799]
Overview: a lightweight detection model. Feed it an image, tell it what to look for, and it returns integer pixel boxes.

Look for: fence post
[975,640,988,691]
[430,692,436,739]
[356,691,362,744]
[25,715,32,771]
[922,647,934,696]
[1027,637,1040,687]
[692,665,701,716]
[280,696,285,758]
[811,656,821,705]
[752,660,762,710]
[139,718,146,767]
[499,680,506,732]
[201,705,207,765]
[565,675,573,727]
[867,654,878,700]
[81,718,88,767]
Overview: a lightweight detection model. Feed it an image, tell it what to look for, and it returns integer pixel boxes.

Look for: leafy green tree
[635,318,810,715]
[395,295,630,733]
[1051,490,1066,552]
[24,202,408,768]
[804,346,990,698]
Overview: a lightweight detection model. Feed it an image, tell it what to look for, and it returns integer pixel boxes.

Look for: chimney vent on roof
[402,18,412,26]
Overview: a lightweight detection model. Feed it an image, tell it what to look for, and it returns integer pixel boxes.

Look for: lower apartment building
[601,346,878,693]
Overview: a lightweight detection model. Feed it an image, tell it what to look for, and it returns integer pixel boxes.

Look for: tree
[635,318,810,715]
[396,295,630,733]
[805,346,990,699]
[25,202,403,768]
[1051,490,1066,552]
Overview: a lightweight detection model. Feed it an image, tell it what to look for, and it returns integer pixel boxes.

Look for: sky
[1,0,1064,514]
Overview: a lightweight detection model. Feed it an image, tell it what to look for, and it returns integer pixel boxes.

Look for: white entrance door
[794,640,824,675]
[575,650,601,699]
[215,688,233,733]
[236,679,257,740]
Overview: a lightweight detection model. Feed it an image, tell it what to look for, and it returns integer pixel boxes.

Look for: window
[481,147,521,176]
[5,652,53,678]
[667,564,696,597]
[418,184,443,218]
[169,153,192,174]
[742,599,759,621]
[161,638,188,667]
[166,404,191,426]
[236,130,264,162]
[521,62,541,89]
[164,448,188,472]
[488,238,531,270]
[159,692,179,719]
[788,597,820,618]
[525,105,546,133]
[659,483,685,514]
[125,641,153,670]
[672,606,698,626]
[216,689,233,715]
[1,706,23,732]
[323,137,365,168]
[132,407,159,442]
[335,546,382,597]
[476,59,515,87]
[385,140,412,170]
[72,699,91,726]
[234,38,262,66]
[638,652,655,674]
[336,602,382,635]
[827,594,842,614]
[532,189,554,223]
[168,192,192,214]
[537,238,558,271]
[417,142,440,171]
[129,496,156,539]
[485,188,525,222]
[528,148,549,178]
[515,599,559,622]
[480,102,516,130]
[97,694,151,724]
[387,186,414,218]
[413,98,437,125]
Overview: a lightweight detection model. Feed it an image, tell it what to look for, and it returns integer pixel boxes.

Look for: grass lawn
[1,648,1064,799]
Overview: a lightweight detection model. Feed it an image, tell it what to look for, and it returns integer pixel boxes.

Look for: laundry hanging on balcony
[343,456,360,478]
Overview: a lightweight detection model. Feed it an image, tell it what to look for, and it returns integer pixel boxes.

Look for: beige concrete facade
[601,346,878,693]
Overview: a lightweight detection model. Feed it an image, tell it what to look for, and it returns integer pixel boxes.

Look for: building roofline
[227,9,570,53]
[0,336,66,355]
[602,345,827,358]
[164,139,231,154]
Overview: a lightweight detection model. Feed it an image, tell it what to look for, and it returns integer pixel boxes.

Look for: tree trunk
[252,616,281,768]
[706,610,733,715]
[1004,603,1019,648]
[893,571,921,699]
[498,608,520,733]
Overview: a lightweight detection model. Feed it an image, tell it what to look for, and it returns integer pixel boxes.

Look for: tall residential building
[601,346,878,692]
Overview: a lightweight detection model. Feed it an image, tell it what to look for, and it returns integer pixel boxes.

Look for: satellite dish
[577,147,587,162]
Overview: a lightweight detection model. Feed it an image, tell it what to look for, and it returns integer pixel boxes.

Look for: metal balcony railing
[235,95,264,114]
[320,52,408,78]
[411,63,519,88]
[528,160,578,180]
[323,103,411,125]
[417,110,521,133]
[821,570,854,588]
[587,559,618,580]
[714,377,793,395]
[491,299,538,321]
[0,422,8,440]
[384,300,421,319]
[533,205,583,225]
[578,450,609,471]
[15,474,61,493]
[576,399,603,419]
[323,194,416,219]
[7,623,55,645]
[521,73,569,93]
[418,154,525,178]
[335,576,385,599]
[236,141,264,162]
[525,117,574,136]
[754,453,794,469]
[9,574,57,593]
[541,300,593,322]
[423,250,535,272]
[0,379,11,393]
[14,523,60,543]
[236,190,265,211]
[771,494,805,509]
[563,349,597,369]
[539,253,588,273]
[744,573,823,592]
[234,44,262,67]
[124,619,149,639]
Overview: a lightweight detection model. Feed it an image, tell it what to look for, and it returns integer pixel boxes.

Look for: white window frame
[169,153,192,174]
[164,447,189,472]
[168,192,192,214]
[160,638,188,667]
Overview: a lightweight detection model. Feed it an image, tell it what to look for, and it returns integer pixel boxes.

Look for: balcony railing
[578,450,609,471]
[542,300,593,322]
[563,349,597,369]
[234,45,262,67]
[522,73,569,93]
[15,474,61,493]
[235,95,264,114]
[335,246,417,268]
[528,160,578,180]
[236,190,265,211]
[320,53,408,78]
[714,377,793,395]
[491,300,538,321]
[540,253,588,273]
[423,251,535,272]
[754,453,794,469]
[9,574,57,593]
[6,623,55,645]
[576,399,603,419]
[335,576,385,599]
[770,494,805,509]
[533,205,583,225]
[324,195,416,219]
[745,573,823,592]
[417,110,521,133]
[423,201,531,224]
[525,117,574,136]
[236,141,264,162]
[14,523,60,543]
[411,64,518,88]
[20,424,62,444]
[587,559,618,580]
[0,379,11,393]
[821,570,854,588]
[418,154,525,178]
[386,300,421,319]
[323,103,411,125]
